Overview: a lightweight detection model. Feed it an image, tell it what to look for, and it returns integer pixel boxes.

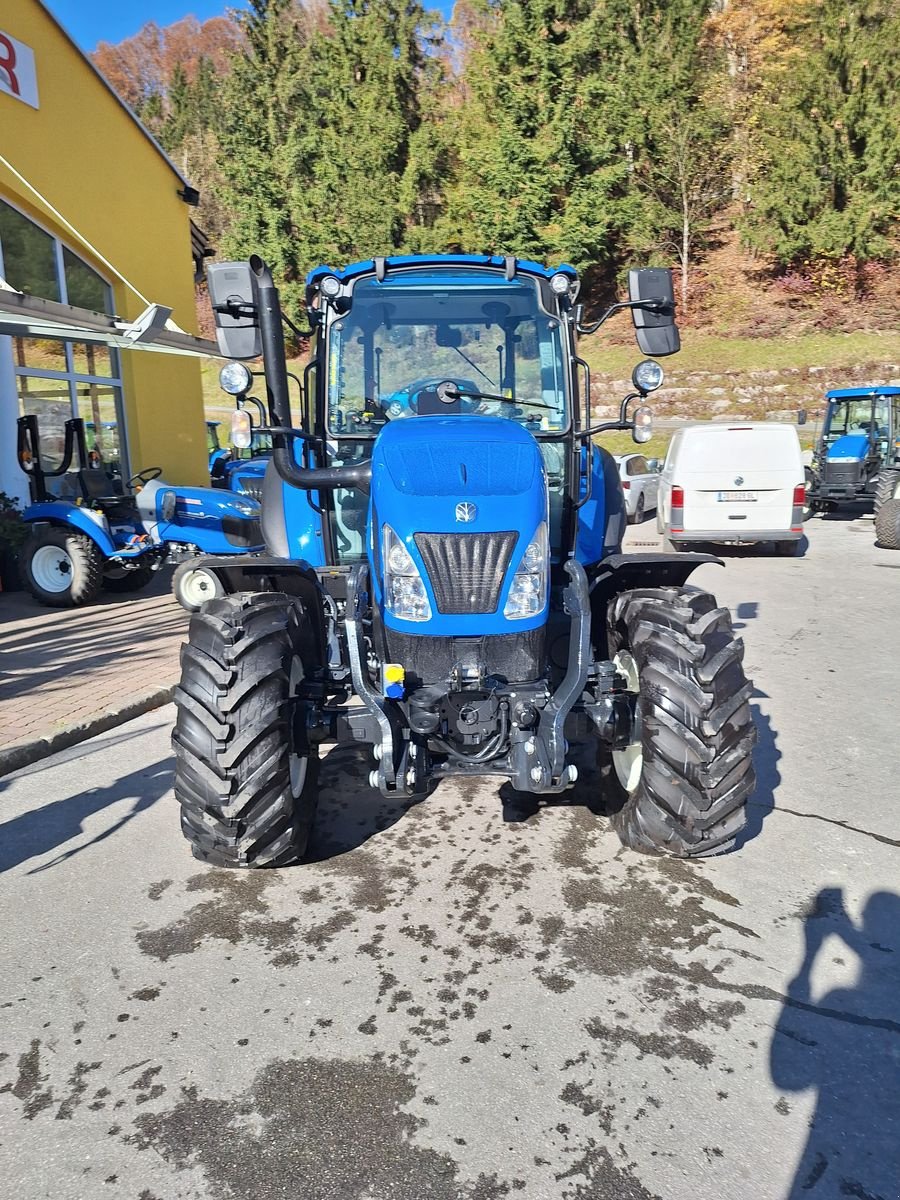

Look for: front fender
[588,551,722,644]
[23,503,119,557]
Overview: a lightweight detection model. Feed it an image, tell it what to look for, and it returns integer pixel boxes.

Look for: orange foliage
[91,15,243,109]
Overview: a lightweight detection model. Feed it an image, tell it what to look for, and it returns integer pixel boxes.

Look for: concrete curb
[0,685,176,778]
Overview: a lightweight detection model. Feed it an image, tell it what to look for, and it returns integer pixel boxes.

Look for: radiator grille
[414,532,517,614]
[824,462,862,486]
[236,477,264,502]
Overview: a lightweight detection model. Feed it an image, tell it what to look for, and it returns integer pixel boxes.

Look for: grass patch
[581,329,900,378]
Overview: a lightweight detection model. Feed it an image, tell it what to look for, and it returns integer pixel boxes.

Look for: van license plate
[718,491,758,502]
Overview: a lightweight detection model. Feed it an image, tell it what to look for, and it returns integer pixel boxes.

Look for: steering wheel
[128,467,162,487]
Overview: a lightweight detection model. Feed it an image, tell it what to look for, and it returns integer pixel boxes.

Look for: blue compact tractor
[16,414,264,611]
[805,386,900,516]
[172,254,757,867]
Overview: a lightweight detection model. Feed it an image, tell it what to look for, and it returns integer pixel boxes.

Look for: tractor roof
[826,387,900,399]
[306,254,577,288]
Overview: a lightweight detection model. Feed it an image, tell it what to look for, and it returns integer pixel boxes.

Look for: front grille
[236,478,264,502]
[414,531,517,614]
[824,463,862,486]
[223,516,262,548]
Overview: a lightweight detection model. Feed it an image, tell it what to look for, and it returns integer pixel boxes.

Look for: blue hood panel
[827,433,869,461]
[369,416,548,635]
[382,423,539,498]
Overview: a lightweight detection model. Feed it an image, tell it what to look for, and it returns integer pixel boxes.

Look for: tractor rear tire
[602,586,757,858]
[172,592,319,868]
[102,564,154,593]
[874,469,900,517]
[875,498,900,550]
[22,526,104,607]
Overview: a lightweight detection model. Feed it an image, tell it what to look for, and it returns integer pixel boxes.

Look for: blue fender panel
[575,445,626,566]
[22,502,120,557]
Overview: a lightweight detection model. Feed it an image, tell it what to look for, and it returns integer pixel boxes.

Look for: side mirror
[797,408,808,426]
[628,268,680,358]
[207,261,261,359]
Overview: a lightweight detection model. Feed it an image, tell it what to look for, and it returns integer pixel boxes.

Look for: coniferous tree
[742,0,900,266]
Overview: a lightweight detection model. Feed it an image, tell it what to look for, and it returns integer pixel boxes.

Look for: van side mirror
[797,408,808,426]
[628,268,680,358]
[207,261,261,360]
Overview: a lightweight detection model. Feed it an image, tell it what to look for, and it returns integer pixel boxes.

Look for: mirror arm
[212,299,257,320]
[577,298,668,336]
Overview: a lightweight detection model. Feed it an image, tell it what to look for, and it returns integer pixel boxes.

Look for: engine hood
[826,432,870,462]
[368,415,548,635]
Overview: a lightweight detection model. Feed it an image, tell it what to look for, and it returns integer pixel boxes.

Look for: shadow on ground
[771,887,900,1198]
[0,756,173,874]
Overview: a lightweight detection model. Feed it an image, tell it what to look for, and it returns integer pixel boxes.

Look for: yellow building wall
[0,0,209,484]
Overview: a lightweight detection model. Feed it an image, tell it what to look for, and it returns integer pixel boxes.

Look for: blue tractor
[16,413,264,611]
[805,386,900,515]
[171,254,756,866]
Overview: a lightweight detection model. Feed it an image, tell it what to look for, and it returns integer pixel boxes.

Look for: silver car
[615,453,660,524]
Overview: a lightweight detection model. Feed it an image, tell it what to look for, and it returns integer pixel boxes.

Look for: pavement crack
[753,802,900,850]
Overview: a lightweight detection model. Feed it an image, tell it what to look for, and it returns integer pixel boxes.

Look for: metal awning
[0,288,222,359]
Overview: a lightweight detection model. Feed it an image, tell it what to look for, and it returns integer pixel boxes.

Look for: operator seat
[78,467,137,520]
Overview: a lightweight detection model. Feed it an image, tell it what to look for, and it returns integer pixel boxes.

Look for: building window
[0,198,128,484]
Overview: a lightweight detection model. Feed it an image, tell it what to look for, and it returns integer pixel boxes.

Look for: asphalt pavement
[1,514,898,1200]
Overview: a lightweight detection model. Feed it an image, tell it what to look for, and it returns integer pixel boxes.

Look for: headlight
[632,359,664,393]
[319,274,342,298]
[382,525,431,622]
[220,361,252,395]
[504,522,548,620]
[550,271,572,296]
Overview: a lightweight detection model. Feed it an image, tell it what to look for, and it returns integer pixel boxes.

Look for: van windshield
[325,269,568,436]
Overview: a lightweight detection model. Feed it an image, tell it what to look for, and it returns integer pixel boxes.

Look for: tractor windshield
[325,269,568,436]
[825,397,889,440]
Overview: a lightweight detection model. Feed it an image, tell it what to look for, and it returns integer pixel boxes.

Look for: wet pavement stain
[128,1055,513,1200]
[0,1039,54,1119]
[134,871,297,963]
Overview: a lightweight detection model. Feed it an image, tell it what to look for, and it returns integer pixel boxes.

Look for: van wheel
[601,586,757,857]
[22,526,104,607]
[774,539,802,557]
[629,493,646,525]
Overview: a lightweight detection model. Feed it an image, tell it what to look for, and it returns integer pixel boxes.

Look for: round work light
[219,362,252,396]
[632,359,665,393]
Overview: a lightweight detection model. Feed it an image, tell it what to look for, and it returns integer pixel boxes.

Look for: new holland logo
[455,501,477,523]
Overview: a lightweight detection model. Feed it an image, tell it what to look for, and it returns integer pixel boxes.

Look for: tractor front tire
[172,561,225,612]
[602,586,757,858]
[874,498,900,550]
[102,564,154,593]
[874,469,900,517]
[22,526,104,607]
[172,592,319,868]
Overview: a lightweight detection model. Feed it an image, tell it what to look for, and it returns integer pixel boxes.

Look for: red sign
[0,29,39,110]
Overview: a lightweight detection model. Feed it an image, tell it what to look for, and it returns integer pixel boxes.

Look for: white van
[657,424,805,555]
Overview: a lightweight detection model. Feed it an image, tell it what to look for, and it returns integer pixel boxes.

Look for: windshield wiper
[451,346,497,389]
[450,385,558,413]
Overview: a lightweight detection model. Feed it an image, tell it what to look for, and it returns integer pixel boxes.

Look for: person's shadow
[771,887,900,1198]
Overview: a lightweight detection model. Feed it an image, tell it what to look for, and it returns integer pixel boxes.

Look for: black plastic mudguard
[198,556,328,662]
[587,551,722,627]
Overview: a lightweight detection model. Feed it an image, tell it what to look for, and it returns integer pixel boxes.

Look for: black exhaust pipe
[251,256,370,491]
